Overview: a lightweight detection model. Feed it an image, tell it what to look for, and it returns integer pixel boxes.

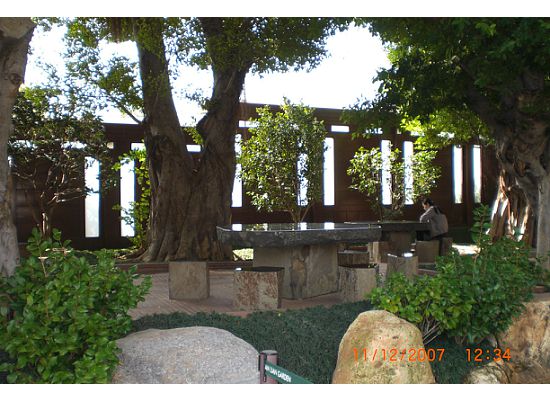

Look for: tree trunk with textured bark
[488,169,534,245]
[464,71,550,269]
[0,18,34,276]
[135,18,245,261]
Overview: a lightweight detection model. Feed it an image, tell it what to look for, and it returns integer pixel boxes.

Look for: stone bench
[338,249,370,267]
[414,237,453,263]
[233,266,285,311]
[386,253,419,280]
[338,264,378,303]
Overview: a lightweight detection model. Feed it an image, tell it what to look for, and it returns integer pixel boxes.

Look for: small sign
[264,361,312,384]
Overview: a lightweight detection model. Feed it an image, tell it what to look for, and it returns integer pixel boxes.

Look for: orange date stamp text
[353,347,445,363]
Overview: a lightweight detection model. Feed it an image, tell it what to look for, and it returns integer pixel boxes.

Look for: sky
[20,1,550,127]
[24,21,391,126]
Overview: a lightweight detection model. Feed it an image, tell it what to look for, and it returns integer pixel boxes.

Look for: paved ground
[129,270,344,320]
[129,243,550,320]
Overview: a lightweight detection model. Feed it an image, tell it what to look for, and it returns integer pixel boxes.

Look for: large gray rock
[332,310,435,384]
[113,327,260,384]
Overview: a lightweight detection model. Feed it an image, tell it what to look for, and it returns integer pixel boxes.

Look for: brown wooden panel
[12,103,499,249]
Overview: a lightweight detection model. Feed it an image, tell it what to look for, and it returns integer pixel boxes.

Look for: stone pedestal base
[415,241,440,263]
[168,261,209,300]
[233,267,284,311]
[384,231,414,256]
[253,244,338,299]
[369,241,390,263]
[386,254,418,280]
[338,265,378,302]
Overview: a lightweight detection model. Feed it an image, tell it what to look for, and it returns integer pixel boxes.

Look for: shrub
[239,99,327,223]
[0,229,151,383]
[371,205,542,344]
[370,273,473,344]
[347,143,440,220]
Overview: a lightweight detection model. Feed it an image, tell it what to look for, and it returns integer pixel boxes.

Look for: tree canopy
[347,18,550,264]
[57,17,350,261]
[10,82,113,237]
[347,18,550,146]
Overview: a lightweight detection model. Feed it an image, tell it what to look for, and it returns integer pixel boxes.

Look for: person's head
[422,198,434,210]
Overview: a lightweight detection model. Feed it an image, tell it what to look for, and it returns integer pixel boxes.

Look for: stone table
[216,223,381,300]
[345,221,430,257]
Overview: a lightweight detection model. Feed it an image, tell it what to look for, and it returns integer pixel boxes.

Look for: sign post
[259,350,312,384]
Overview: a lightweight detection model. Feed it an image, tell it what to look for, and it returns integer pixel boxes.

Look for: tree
[349,18,550,267]
[347,143,440,220]
[63,17,349,261]
[10,85,113,238]
[0,18,35,277]
[239,100,327,223]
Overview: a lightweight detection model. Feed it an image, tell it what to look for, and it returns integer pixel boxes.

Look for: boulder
[463,360,509,384]
[495,299,550,383]
[332,310,435,384]
[112,327,260,384]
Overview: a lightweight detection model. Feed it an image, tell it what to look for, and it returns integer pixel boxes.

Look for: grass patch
[132,302,490,384]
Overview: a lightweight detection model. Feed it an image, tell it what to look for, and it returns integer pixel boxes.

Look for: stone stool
[233,266,285,311]
[338,265,378,302]
[338,249,370,267]
[169,261,209,300]
[414,240,440,263]
[386,253,418,280]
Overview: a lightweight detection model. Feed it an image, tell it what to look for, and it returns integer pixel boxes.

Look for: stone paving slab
[130,270,343,320]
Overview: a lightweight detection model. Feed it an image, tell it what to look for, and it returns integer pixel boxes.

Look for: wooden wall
[12,103,499,249]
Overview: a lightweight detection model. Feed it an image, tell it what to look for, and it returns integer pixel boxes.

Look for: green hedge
[132,302,489,384]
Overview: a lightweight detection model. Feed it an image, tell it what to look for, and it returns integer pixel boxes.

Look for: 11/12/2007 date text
[353,348,445,362]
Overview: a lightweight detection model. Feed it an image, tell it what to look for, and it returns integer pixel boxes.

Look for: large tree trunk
[0,18,34,276]
[464,70,550,270]
[135,18,246,261]
[494,123,550,268]
[488,169,534,245]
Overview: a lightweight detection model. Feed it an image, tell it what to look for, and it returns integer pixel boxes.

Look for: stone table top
[344,221,430,232]
[216,223,382,248]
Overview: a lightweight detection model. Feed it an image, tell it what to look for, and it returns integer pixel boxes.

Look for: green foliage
[371,204,542,344]
[346,18,550,147]
[370,273,473,344]
[133,302,488,384]
[10,82,114,237]
[239,100,327,223]
[62,17,349,124]
[347,142,440,220]
[0,229,151,383]
[113,146,151,251]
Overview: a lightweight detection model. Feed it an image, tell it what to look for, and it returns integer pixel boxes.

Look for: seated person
[418,198,449,253]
